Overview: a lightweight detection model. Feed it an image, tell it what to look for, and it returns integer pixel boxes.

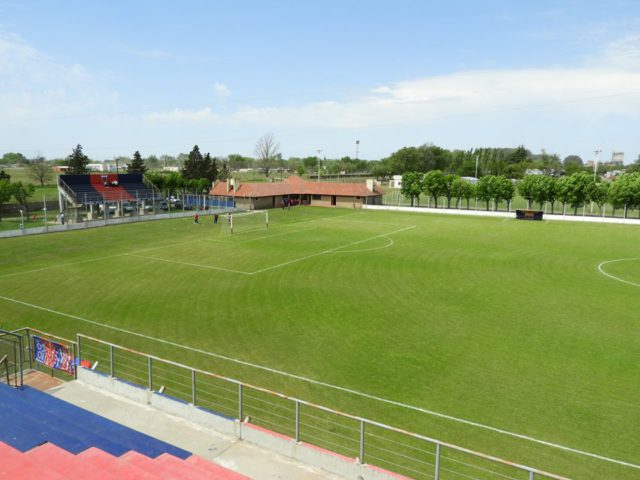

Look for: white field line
[0,293,638,470]
[332,236,394,253]
[124,253,252,275]
[248,225,416,275]
[0,254,126,279]
[597,258,640,288]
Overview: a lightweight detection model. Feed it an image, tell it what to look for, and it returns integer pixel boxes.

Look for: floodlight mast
[593,149,602,182]
[317,149,322,182]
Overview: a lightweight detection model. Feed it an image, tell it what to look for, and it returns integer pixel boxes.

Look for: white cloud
[213,82,231,98]
[146,107,219,123]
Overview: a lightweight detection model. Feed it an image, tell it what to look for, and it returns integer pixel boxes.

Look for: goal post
[229,210,269,234]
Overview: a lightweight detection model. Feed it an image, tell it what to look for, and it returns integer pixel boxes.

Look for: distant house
[525,169,544,176]
[210,175,384,210]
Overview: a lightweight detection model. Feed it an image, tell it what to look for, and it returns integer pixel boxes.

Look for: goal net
[229,210,269,234]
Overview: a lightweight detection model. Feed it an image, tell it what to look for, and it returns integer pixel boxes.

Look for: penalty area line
[0,294,638,470]
[124,253,252,275]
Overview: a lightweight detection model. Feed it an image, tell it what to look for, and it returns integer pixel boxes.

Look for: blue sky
[1,0,639,163]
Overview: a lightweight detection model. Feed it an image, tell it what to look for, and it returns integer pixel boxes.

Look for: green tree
[442,174,458,208]
[219,162,230,181]
[589,182,609,214]
[66,144,89,174]
[400,172,424,207]
[12,181,35,213]
[370,159,393,181]
[626,156,640,174]
[27,157,53,186]
[563,155,584,175]
[387,147,422,174]
[565,172,595,215]
[423,170,447,207]
[556,176,573,214]
[208,155,219,183]
[492,175,515,210]
[609,173,640,218]
[0,170,10,181]
[0,179,15,221]
[1,152,27,166]
[127,151,147,174]
[476,175,495,210]
[507,145,530,164]
[450,177,471,208]
[182,145,205,180]
[517,175,539,209]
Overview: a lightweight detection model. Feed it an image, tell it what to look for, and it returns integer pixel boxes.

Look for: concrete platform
[49,380,343,480]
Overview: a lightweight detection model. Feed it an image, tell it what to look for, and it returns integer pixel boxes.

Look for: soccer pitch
[1,207,639,479]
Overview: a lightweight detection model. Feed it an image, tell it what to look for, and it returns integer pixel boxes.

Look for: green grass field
[1,207,639,479]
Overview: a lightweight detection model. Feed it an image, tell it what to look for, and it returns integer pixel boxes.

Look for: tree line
[401,170,640,217]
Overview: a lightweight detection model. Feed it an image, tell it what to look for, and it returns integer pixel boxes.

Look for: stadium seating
[1,442,249,479]
[0,382,248,478]
[59,174,157,205]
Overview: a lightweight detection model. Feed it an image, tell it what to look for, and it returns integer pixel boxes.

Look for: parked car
[122,202,134,213]
[160,201,169,211]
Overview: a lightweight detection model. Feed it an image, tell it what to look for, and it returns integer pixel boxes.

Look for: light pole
[356,140,360,160]
[593,149,601,182]
[317,149,322,182]
[19,209,24,231]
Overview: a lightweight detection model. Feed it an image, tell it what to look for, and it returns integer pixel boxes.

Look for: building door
[331,196,336,206]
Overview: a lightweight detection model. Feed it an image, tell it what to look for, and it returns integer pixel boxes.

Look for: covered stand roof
[210,175,384,198]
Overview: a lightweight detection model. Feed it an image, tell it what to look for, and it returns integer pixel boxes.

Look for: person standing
[194,212,199,224]
[60,212,65,225]
[214,213,219,224]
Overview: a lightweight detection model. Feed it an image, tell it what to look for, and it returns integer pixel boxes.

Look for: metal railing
[0,329,23,387]
[0,354,9,385]
[10,328,78,381]
[77,333,569,480]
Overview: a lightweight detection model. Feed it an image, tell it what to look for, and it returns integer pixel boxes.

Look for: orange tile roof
[210,176,384,198]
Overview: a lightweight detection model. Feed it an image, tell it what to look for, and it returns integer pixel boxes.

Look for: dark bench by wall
[516,209,543,221]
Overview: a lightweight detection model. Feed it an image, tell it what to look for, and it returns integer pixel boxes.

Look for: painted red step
[26,443,112,480]
[187,454,251,479]
[77,447,158,479]
[0,442,66,479]
[156,453,215,480]
[121,450,177,478]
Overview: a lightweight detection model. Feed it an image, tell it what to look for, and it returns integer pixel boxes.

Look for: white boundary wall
[364,204,640,226]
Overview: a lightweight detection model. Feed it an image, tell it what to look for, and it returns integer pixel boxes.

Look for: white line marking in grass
[597,258,640,288]
[124,253,252,275]
[249,225,416,275]
[0,293,638,470]
[332,236,394,253]
[0,254,126,279]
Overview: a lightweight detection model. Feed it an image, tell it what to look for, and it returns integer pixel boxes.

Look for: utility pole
[356,140,360,160]
[317,149,322,182]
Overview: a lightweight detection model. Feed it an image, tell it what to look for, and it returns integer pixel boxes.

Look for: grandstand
[57,173,160,214]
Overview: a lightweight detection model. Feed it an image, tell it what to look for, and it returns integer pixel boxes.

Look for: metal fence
[0,201,238,239]
[0,329,24,387]
[77,333,568,480]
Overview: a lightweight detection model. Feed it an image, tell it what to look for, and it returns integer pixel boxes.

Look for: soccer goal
[229,210,269,234]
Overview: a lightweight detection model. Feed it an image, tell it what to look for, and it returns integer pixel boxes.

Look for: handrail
[0,354,9,385]
[57,176,78,205]
[77,332,570,480]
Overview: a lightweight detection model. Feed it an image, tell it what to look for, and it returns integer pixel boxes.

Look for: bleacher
[0,382,248,479]
[59,173,157,206]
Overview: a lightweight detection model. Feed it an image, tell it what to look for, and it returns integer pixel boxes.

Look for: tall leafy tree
[492,175,515,210]
[565,171,595,215]
[589,182,609,214]
[423,170,447,207]
[12,181,35,214]
[517,175,539,209]
[66,144,89,174]
[0,179,15,220]
[400,172,424,207]
[450,177,470,208]
[127,150,147,174]
[0,170,11,181]
[476,175,494,210]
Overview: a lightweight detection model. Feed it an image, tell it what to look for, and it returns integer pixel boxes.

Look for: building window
[312,195,321,200]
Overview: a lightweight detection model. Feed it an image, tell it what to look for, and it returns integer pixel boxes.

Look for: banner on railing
[33,336,75,375]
